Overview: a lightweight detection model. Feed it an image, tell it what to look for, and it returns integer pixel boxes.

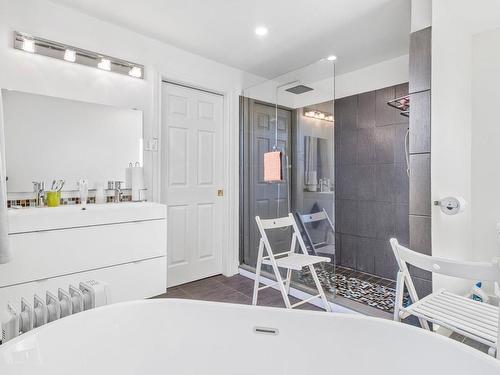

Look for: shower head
[285,84,314,95]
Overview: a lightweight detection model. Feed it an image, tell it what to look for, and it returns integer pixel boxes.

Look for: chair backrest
[299,210,329,224]
[257,215,295,230]
[255,214,309,257]
[297,209,334,249]
[390,238,500,283]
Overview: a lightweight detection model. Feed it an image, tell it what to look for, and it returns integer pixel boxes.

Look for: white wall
[0,0,262,275]
[411,0,432,32]
[432,0,500,293]
[335,54,409,100]
[471,27,500,262]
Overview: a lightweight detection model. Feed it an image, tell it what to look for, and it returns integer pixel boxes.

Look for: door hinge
[217,189,224,197]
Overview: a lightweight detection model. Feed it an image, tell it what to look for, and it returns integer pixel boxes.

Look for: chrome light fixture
[304,109,334,122]
[14,31,145,79]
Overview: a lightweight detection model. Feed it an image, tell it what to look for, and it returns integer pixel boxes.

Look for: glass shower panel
[240,57,336,302]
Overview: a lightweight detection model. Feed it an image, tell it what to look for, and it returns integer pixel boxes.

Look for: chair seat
[403,289,499,347]
[263,253,330,271]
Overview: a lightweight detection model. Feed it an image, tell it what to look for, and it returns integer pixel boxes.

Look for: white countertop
[8,202,167,234]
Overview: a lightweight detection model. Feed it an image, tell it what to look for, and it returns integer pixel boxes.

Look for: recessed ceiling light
[255,26,268,37]
[327,55,337,61]
[64,49,76,62]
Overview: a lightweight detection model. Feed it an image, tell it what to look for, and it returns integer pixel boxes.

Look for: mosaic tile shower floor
[295,264,410,313]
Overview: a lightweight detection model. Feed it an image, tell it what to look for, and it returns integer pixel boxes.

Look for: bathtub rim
[0,298,498,367]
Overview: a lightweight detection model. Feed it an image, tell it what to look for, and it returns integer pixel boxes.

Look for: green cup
[46,191,61,207]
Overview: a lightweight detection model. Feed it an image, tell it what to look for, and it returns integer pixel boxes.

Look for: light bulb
[128,66,142,78]
[64,49,76,62]
[22,38,35,53]
[327,55,337,61]
[97,58,111,71]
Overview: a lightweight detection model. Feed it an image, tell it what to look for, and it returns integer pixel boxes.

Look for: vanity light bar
[303,108,334,122]
[13,31,145,79]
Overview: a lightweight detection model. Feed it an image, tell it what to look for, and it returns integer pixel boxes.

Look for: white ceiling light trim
[254,26,268,37]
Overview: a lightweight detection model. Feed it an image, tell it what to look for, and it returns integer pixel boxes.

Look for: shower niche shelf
[387,94,410,117]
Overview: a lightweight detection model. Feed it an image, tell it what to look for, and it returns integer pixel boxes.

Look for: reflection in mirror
[1,90,143,194]
[304,137,331,192]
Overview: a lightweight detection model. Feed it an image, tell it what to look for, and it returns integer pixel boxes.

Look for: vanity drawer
[0,219,166,287]
[0,256,167,307]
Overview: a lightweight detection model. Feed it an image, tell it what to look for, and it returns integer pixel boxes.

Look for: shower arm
[273,80,299,150]
[273,81,299,219]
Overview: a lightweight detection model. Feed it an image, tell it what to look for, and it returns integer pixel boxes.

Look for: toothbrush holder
[46,191,61,207]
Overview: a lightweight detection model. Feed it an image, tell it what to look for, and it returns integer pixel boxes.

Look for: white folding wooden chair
[390,238,500,358]
[252,214,332,312]
[297,209,335,257]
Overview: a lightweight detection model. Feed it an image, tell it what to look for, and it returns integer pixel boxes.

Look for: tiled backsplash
[7,190,135,208]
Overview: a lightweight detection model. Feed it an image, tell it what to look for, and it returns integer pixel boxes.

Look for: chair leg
[285,269,292,294]
[488,347,496,358]
[402,273,431,330]
[273,266,292,309]
[394,271,404,322]
[309,264,332,312]
[252,240,264,306]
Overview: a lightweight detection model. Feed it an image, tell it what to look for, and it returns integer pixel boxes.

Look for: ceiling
[50,0,411,78]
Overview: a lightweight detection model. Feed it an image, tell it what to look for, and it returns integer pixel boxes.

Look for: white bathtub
[1,299,499,374]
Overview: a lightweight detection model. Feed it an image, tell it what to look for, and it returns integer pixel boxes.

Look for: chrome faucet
[32,181,45,207]
[107,181,124,203]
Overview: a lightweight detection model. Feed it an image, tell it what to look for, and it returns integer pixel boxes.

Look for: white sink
[8,202,167,234]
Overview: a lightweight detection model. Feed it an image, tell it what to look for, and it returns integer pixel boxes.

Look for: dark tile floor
[154,274,321,310]
[296,264,408,313]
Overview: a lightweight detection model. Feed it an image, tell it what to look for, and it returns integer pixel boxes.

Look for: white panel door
[162,83,224,287]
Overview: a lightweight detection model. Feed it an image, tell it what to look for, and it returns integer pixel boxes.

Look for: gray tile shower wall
[334,83,410,281]
[408,26,432,298]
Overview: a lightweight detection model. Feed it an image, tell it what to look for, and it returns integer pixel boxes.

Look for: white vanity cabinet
[0,202,167,308]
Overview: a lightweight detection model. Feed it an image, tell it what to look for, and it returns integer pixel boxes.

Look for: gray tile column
[334,83,409,281]
[408,26,432,298]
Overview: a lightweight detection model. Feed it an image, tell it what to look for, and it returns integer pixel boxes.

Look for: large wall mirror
[1,90,143,193]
